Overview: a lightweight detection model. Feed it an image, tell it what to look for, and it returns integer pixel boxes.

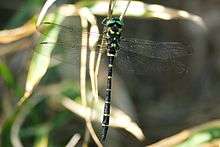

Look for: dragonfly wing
[120,37,193,60]
[115,49,189,76]
[38,42,82,64]
[38,21,104,43]
[34,41,103,74]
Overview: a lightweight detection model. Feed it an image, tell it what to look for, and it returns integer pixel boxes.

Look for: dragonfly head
[103,17,124,39]
[102,17,124,28]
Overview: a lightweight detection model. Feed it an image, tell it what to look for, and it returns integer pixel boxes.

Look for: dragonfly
[35,0,193,142]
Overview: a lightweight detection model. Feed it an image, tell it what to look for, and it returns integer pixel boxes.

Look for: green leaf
[177,127,220,147]
[33,124,50,147]
[7,0,44,28]
[1,111,17,147]
[0,62,22,97]
[19,10,66,104]
[1,95,46,147]
[0,63,15,88]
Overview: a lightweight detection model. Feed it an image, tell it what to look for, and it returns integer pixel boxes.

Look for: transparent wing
[36,42,99,66]
[37,21,104,44]
[114,49,189,76]
[36,41,189,78]
[120,38,193,60]
[38,21,193,59]
[36,21,192,76]
[33,42,105,81]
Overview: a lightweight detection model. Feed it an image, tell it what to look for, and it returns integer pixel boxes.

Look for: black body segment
[101,17,123,141]
[101,56,114,141]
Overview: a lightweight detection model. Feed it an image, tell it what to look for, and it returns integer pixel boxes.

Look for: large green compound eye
[106,18,124,27]
[112,17,124,26]
[106,20,116,26]
[115,20,124,26]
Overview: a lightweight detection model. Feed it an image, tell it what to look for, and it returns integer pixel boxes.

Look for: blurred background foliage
[1,0,220,147]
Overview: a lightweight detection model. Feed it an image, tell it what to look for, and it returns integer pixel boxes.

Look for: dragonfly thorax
[104,17,123,56]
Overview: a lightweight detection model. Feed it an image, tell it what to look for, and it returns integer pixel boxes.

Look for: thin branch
[148,120,220,147]
[0,20,36,44]
[79,10,88,107]
[36,0,57,27]
[79,8,103,147]
[79,9,90,147]
[65,133,81,147]
[11,97,45,147]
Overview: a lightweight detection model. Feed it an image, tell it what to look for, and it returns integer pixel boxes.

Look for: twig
[79,9,90,147]
[65,133,81,147]
[148,120,220,147]
[11,96,45,147]
[36,0,57,27]
[79,8,103,147]
[148,131,190,147]
[0,20,36,44]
